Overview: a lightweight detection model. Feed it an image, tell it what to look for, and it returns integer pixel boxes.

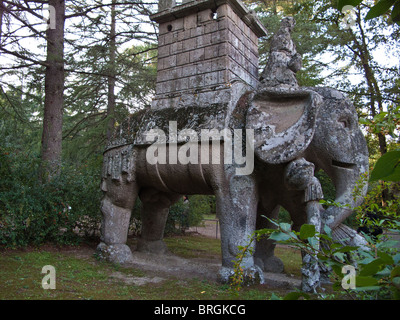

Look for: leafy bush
[187,195,212,226]
[130,195,212,236]
[251,219,400,300]
[165,195,212,234]
[165,197,187,234]
[355,180,400,232]
[0,146,102,247]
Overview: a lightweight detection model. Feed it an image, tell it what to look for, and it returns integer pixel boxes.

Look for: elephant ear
[246,89,321,164]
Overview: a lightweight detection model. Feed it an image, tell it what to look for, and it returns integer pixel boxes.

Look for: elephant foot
[136,238,168,254]
[218,266,265,286]
[96,242,134,264]
[255,256,284,273]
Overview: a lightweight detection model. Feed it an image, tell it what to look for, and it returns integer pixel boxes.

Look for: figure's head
[281,16,296,31]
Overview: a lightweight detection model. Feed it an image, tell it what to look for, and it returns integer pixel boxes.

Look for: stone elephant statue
[96,84,369,285]
[251,86,369,275]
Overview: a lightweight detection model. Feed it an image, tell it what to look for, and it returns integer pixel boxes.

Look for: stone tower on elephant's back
[150,0,267,110]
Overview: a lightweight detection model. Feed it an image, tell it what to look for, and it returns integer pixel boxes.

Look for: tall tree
[0,0,158,165]
[0,1,4,43]
[347,6,388,155]
[106,0,117,140]
[61,0,158,161]
[40,0,65,179]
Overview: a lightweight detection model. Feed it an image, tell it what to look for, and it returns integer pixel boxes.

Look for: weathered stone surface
[158,0,175,11]
[136,238,169,254]
[218,265,265,285]
[246,88,321,165]
[98,12,369,293]
[105,103,229,152]
[254,256,284,273]
[308,86,370,230]
[260,17,301,89]
[96,242,134,264]
[150,0,266,111]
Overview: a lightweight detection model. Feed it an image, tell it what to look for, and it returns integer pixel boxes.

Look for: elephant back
[104,103,231,152]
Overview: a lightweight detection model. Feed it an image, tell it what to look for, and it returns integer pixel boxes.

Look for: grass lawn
[0,235,302,300]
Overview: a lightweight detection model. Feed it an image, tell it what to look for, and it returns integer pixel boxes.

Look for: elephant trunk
[323,157,369,230]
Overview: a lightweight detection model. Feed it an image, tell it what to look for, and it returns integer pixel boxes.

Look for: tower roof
[150,0,267,38]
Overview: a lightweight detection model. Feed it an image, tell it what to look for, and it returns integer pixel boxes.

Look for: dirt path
[60,221,302,289]
[121,247,301,289]
[140,220,301,289]
[188,219,220,239]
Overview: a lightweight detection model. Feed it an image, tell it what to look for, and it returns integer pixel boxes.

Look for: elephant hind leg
[137,188,181,254]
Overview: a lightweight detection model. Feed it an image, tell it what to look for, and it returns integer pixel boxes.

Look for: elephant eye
[338,117,351,129]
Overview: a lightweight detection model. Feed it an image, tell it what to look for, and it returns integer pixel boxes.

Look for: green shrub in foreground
[0,147,102,247]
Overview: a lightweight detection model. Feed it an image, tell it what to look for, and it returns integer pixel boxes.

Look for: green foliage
[240,219,400,299]
[354,180,400,231]
[370,150,400,182]
[278,207,291,224]
[338,0,364,9]
[358,151,400,232]
[316,170,336,202]
[165,198,186,234]
[0,146,102,248]
[359,105,400,140]
[365,0,399,22]
[230,240,256,293]
[162,195,212,235]
[0,87,42,154]
[187,195,213,226]
[118,43,158,109]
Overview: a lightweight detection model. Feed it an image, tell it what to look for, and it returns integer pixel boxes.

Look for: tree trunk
[40,0,65,180]
[351,10,387,155]
[0,1,4,43]
[106,0,116,140]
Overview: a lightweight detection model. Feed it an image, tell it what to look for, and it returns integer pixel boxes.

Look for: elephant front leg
[284,158,324,293]
[97,178,138,265]
[216,175,264,285]
[301,200,322,293]
[137,188,181,254]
